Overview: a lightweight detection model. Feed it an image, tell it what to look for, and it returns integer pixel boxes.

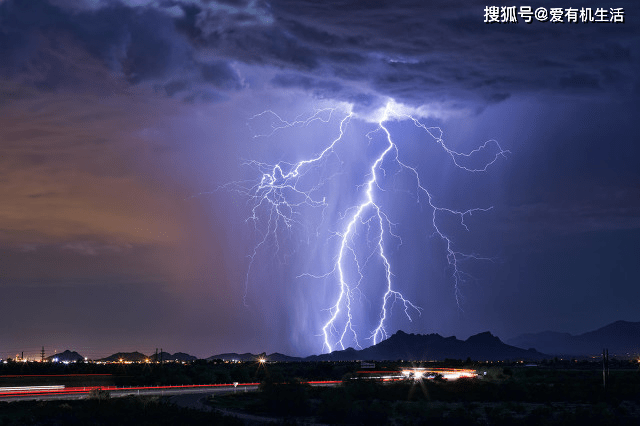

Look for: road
[0,381,340,424]
[167,383,338,425]
[0,383,259,402]
[0,381,338,403]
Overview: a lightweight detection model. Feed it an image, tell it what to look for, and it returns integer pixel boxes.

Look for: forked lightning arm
[222,102,508,353]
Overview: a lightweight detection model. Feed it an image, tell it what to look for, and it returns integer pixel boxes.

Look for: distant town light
[399,368,476,381]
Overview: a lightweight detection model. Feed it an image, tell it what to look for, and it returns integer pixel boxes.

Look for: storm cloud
[1,0,637,109]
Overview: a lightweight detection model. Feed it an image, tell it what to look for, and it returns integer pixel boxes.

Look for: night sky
[1,0,638,359]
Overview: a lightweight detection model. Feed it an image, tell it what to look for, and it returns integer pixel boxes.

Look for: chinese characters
[484,6,625,23]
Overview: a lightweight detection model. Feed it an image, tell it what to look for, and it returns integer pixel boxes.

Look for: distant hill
[207,331,547,362]
[268,352,303,362]
[305,330,547,362]
[507,320,640,357]
[206,352,256,362]
[47,350,83,363]
[150,352,197,362]
[99,351,149,362]
[206,352,302,362]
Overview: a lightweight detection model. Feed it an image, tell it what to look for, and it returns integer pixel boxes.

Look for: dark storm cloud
[264,0,639,107]
[0,0,242,97]
[558,72,601,90]
[2,0,637,108]
[502,186,640,239]
[199,61,243,89]
[271,74,342,97]
[161,79,190,96]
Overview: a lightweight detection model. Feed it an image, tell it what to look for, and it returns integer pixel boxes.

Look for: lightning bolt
[221,100,508,353]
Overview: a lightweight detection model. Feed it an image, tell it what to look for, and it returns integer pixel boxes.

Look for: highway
[0,381,340,402]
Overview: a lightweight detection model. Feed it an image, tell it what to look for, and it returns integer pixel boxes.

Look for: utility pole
[602,348,609,389]
[155,348,158,363]
[606,349,610,384]
[41,346,45,362]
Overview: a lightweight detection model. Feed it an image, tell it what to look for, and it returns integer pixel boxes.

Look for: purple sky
[1,0,639,359]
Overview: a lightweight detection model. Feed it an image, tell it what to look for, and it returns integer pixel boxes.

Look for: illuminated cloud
[1,0,636,109]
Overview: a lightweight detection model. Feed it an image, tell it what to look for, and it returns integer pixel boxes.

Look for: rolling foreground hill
[507,320,640,357]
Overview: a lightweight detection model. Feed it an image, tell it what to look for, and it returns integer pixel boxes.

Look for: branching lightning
[222,101,508,353]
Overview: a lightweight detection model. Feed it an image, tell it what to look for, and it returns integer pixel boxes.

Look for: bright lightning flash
[222,101,508,354]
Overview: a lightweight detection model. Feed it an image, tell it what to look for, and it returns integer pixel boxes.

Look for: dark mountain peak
[47,350,84,362]
[594,320,640,333]
[207,353,257,361]
[507,320,640,356]
[267,353,302,362]
[610,320,634,326]
[305,329,546,361]
[384,332,408,345]
[100,351,148,362]
[386,330,444,343]
[465,331,502,346]
[538,331,574,338]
